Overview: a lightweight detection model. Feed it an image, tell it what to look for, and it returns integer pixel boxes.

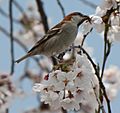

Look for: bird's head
[63,12,90,27]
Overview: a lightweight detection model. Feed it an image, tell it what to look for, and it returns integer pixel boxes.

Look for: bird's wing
[28,27,62,53]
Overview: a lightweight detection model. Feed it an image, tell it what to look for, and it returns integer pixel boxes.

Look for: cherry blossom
[107,25,120,42]
[33,54,99,112]
[95,0,119,16]
[81,0,120,43]
[82,15,104,34]
[0,74,15,112]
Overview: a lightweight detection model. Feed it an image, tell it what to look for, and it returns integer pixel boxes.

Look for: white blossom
[81,20,92,35]
[33,54,99,112]
[0,74,16,112]
[108,25,120,42]
[61,98,80,111]
[92,0,120,42]
[82,15,104,34]
[95,0,118,16]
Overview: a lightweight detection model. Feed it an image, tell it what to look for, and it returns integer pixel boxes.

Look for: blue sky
[0,0,120,113]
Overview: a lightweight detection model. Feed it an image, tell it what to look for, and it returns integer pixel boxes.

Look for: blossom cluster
[0,74,15,112]
[33,54,99,113]
[1,0,120,113]
[82,0,120,42]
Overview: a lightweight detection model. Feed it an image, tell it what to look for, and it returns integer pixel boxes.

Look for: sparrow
[15,12,90,63]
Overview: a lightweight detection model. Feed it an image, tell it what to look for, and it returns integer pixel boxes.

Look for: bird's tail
[15,54,30,63]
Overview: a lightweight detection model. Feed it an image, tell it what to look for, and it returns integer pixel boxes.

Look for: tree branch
[99,7,119,113]
[35,0,49,33]
[57,0,65,18]
[101,24,111,79]
[81,28,93,47]
[9,0,15,75]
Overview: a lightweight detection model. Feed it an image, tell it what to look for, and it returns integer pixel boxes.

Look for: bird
[15,12,90,63]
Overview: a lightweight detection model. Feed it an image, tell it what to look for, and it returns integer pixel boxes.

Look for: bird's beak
[83,15,91,22]
[78,14,91,26]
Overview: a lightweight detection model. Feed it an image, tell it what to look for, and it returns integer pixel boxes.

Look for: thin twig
[91,82,101,106]
[103,87,111,113]
[99,7,118,113]
[78,0,97,9]
[9,0,15,75]
[13,0,25,14]
[100,25,111,113]
[91,82,106,113]
[0,8,20,23]
[81,28,93,47]
[101,24,111,79]
[57,0,65,18]
[35,0,49,33]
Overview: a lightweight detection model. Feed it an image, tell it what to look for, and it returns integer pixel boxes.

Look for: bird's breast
[41,23,78,56]
[60,23,78,45]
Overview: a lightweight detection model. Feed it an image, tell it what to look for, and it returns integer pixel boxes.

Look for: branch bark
[57,0,65,18]
[9,0,15,75]
[36,0,49,33]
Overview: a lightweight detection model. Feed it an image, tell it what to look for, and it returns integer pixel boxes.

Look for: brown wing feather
[28,26,61,53]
